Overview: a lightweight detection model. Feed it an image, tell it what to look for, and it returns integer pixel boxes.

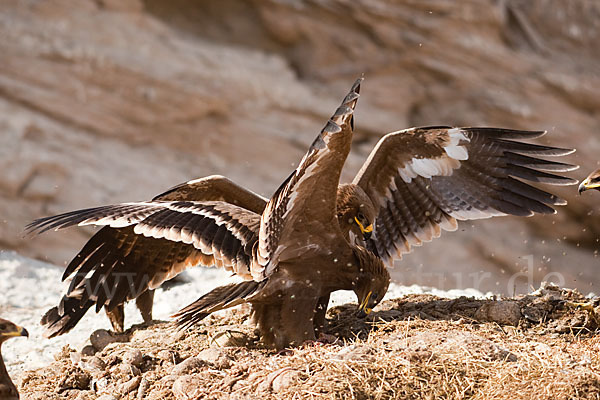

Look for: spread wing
[154,174,267,214]
[353,127,578,263]
[26,200,261,312]
[254,78,361,279]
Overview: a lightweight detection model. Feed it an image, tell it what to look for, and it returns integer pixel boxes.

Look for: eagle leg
[279,295,319,348]
[105,305,124,333]
[313,293,330,336]
[136,289,155,324]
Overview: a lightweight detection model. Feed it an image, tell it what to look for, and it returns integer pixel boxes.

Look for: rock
[119,376,142,395]
[118,363,141,377]
[474,301,522,326]
[79,356,107,376]
[172,375,203,400]
[211,330,252,347]
[122,349,144,367]
[156,349,179,364]
[90,329,129,351]
[81,345,96,357]
[195,348,232,369]
[172,357,206,376]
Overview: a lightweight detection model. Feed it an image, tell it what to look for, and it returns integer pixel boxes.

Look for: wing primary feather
[498,177,567,206]
[505,165,578,185]
[504,152,579,172]
[463,127,547,140]
[495,139,575,156]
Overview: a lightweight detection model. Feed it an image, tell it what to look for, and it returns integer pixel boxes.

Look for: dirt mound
[18,284,600,400]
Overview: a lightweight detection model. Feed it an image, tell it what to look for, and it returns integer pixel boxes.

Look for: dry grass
[19,284,600,400]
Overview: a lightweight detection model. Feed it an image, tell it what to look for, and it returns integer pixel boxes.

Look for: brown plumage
[28,78,577,347]
[0,318,28,400]
[578,168,600,194]
[30,79,386,348]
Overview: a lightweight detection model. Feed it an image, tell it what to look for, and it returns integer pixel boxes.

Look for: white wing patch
[399,129,470,183]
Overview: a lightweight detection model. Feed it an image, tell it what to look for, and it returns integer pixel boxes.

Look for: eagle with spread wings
[28,78,577,348]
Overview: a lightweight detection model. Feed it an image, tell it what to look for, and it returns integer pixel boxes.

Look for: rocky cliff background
[1,0,598,295]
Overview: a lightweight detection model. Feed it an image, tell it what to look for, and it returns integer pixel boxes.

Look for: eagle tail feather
[41,294,94,338]
[173,280,266,329]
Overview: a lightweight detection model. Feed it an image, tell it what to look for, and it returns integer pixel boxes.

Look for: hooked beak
[578,178,598,194]
[356,291,373,318]
[2,325,29,338]
[354,217,373,240]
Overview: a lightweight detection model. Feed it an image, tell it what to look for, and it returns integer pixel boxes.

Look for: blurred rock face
[1,0,598,295]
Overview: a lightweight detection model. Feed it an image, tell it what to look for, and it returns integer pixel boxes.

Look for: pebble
[156,349,179,364]
[123,349,144,367]
[172,357,206,376]
[79,356,107,375]
[119,376,142,395]
[118,363,141,376]
[81,345,96,356]
[211,330,251,347]
[90,329,129,351]
[196,348,232,369]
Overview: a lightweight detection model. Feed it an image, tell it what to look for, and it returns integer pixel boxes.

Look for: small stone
[156,349,179,364]
[81,345,96,356]
[119,376,142,395]
[123,349,144,367]
[211,330,251,347]
[172,357,206,376]
[90,329,128,351]
[118,363,141,376]
[196,348,232,369]
[79,356,106,376]
[172,375,203,400]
